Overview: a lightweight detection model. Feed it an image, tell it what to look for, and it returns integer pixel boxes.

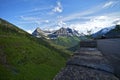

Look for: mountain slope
[32,27,52,39]
[51,27,80,49]
[0,18,70,80]
[51,36,80,48]
[92,25,120,39]
[32,27,46,38]
[92,26,115,38]
[105,25,120,38]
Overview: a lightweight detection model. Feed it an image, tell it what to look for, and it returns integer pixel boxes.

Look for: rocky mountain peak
[32,27,45,38]
[32,27,80,39]
[53,27,80,37]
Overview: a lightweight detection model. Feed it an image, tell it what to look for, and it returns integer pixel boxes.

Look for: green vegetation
[68,44,80,52]
[51,36,80,48]
[0,18,70,80]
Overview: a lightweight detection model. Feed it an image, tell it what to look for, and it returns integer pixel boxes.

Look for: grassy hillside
[51,36,80,49]
[0,18,70,80]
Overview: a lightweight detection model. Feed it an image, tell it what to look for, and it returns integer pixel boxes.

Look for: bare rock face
[54,48,119,80]
[32,27,45,38]
[53,27,80,37]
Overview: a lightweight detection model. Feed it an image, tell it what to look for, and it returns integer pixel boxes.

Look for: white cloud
[62,10,94,22]
[117,21,120,25]
[47,26,61,31]
[20,16,49,25]
[61,1,119,22]
[112,18,120,25]
[20,16,41,21]
[52,1,63,13]
[103,1,116,8]
[57,20,66,27]
[20,16,41,25]
[67,14,120,34]
[45,20,49,23]
[53,1,120,34]
[26,30,33,34]
[45,12,120,34]
[61,4,102,22]
[21,6,53,14]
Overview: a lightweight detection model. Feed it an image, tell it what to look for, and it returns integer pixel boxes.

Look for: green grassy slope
[0,18,70,80]
[51,36,80,48]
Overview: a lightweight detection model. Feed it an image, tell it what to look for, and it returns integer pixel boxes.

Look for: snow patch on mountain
[32,27,80,39]
[92,25,116,38]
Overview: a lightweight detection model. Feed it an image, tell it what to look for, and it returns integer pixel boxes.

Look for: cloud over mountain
[52,1,63,13]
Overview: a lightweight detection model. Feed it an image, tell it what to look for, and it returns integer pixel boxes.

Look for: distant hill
[92,25,120,39]
[105,25,120,38]
[92,26,115,39]
[0,18,70,80]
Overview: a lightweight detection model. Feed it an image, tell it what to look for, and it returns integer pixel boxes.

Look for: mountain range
[32,24,120,50]
[32,27,80,39]
[32,27,81,49]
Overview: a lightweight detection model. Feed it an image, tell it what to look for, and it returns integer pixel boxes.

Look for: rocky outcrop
[53,27,80,37]
[32,27,46,38]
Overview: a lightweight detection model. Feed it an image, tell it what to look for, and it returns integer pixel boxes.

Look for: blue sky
[0,0,120,34]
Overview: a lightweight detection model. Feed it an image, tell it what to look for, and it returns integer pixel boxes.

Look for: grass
[51,36,80,48]
[0,18,71,80]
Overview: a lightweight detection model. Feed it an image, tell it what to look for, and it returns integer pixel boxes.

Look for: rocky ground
[54,48,119,80]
